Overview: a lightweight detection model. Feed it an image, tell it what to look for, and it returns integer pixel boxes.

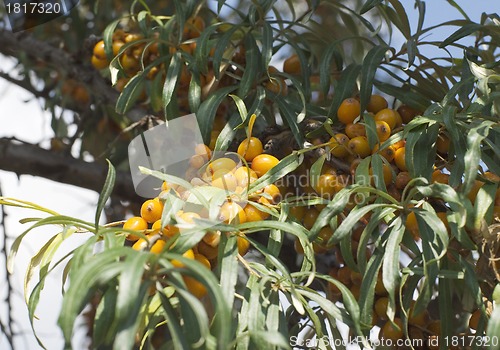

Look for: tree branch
[0,28,146,122]
[0,138,141,202]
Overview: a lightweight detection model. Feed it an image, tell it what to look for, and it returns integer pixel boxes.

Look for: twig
[0,183,15,350]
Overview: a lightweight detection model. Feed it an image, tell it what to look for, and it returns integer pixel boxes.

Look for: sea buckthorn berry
[336,266,352,286]
[329,133,350,158]
[427,320,441,335]
[251,154,279,177]
[395,171,411,190]
[237,236,251,256]
[202,231,221,247]
[394,147,407,171]
[372,144,395,162]
[375,120,391,142]
[194,253,211,270]
[405,211,419,240]
[132,237,149,251]
[183,16,205,39]
[237,137,263,161]
[289,206,306,221]
[112,40,125,56]
[265,77,288,96]
[171,248,195,268]
[469,309,484,330]
[314,174,337,198]
[234,166,258,187]
[189,154,205,169]
[431,170,449,184]
[93,40,106,59]
[141,198,164,223]
[211,170,238,191]
[152,219,170,235]
[375,273,388,296]
[397,105,420,124]
[123,216,148,241]
[219,202,246,224]
[374,297,389,320]
[91,55,109,70]
[374,108,400,130]
[244,203,269,222]
[345,123,366,138]
[408,301,429,327]
[467,180,484,203]
[178,212,201,225]
[367,94,388,114]
[197,240,218,260]
[120,54,139,72]
[303,208,320,230]
[436,133,450,154]
[183,275,207,298]
[150,239,166,254]
[263,184,281,204]
[348,136,371,158]
[125,33,143,43]
[283,54,301,75]
[337,98,361,124]
[207,157,237,175]
[317,226,334,247]
[381,318,404,341]
[370,164,393,186]
[194,144,212,161]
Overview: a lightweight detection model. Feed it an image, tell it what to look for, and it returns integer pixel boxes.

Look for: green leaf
[360,0,383,14]
[319,42,344,96]
[162,52,182,119]
[405,121,439,180]
[95,160,116,232]
[382,217,405,321]
[274,95,305,148]
[261,22,274,70]
[440,23,482,48]
[218,234,238,310]
[196,85,237,143]
[103,18,121,61]
[359,46,391,113]
[238,34,260,98]
[487,306,500,350]
[387,0,411,39]
[116,73,146,114]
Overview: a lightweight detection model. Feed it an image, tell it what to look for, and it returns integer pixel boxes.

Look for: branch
[0,28,146,122]
[0,138,141,202]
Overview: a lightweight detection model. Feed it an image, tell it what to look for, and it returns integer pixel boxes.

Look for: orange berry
[381,318,404,341]
[207,157,237,175]
[120,54,139,72]
[329,133,350,158]
[132,237,149,251]
[375,120,391,142]
[431,170,449,184]
[367,94,388,114]
[283,54,301,75]
[263,184,281,204]
[171,248,195,268]
[150,239,166,254]
[289,206,306,221]
[243,203,269,222]
[152,219,170,235]
[194,253,211,270]
[372,144,395,162]
[91,55,109,70]
[183,276,207,298]
[211,170,238,191]
[348,136,371,158]
[395,171,411,190]
[345,123,366,138]
[374,108,400,130]
[405,211,419,240]
[93,40,106,59]
[194,144,212,160]
[394,147,407,171]
[189,154,205,169]
[123,216,148,241]
[303,208,320,230]
[337,98,361,124]
[218,202,246,224]
[397,105,420,124]
[197,240,218,260]
[251,154,279,177]
[112,40,125,56]
[469,309,484,330]
[234,166,258,187]
[467,180,484,203]
[313,174,338,198]
[436,133,451,154]
[237,235,251,256]
[374,297,389,320]
[237,137,263,161]
[141,198,164,223]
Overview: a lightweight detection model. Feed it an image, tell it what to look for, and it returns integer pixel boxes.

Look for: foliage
[2,0,500,349]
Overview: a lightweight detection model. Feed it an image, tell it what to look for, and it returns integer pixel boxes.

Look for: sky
[0,1,498,349]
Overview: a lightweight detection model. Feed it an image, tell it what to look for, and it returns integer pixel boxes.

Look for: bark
[0,138,140,201]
